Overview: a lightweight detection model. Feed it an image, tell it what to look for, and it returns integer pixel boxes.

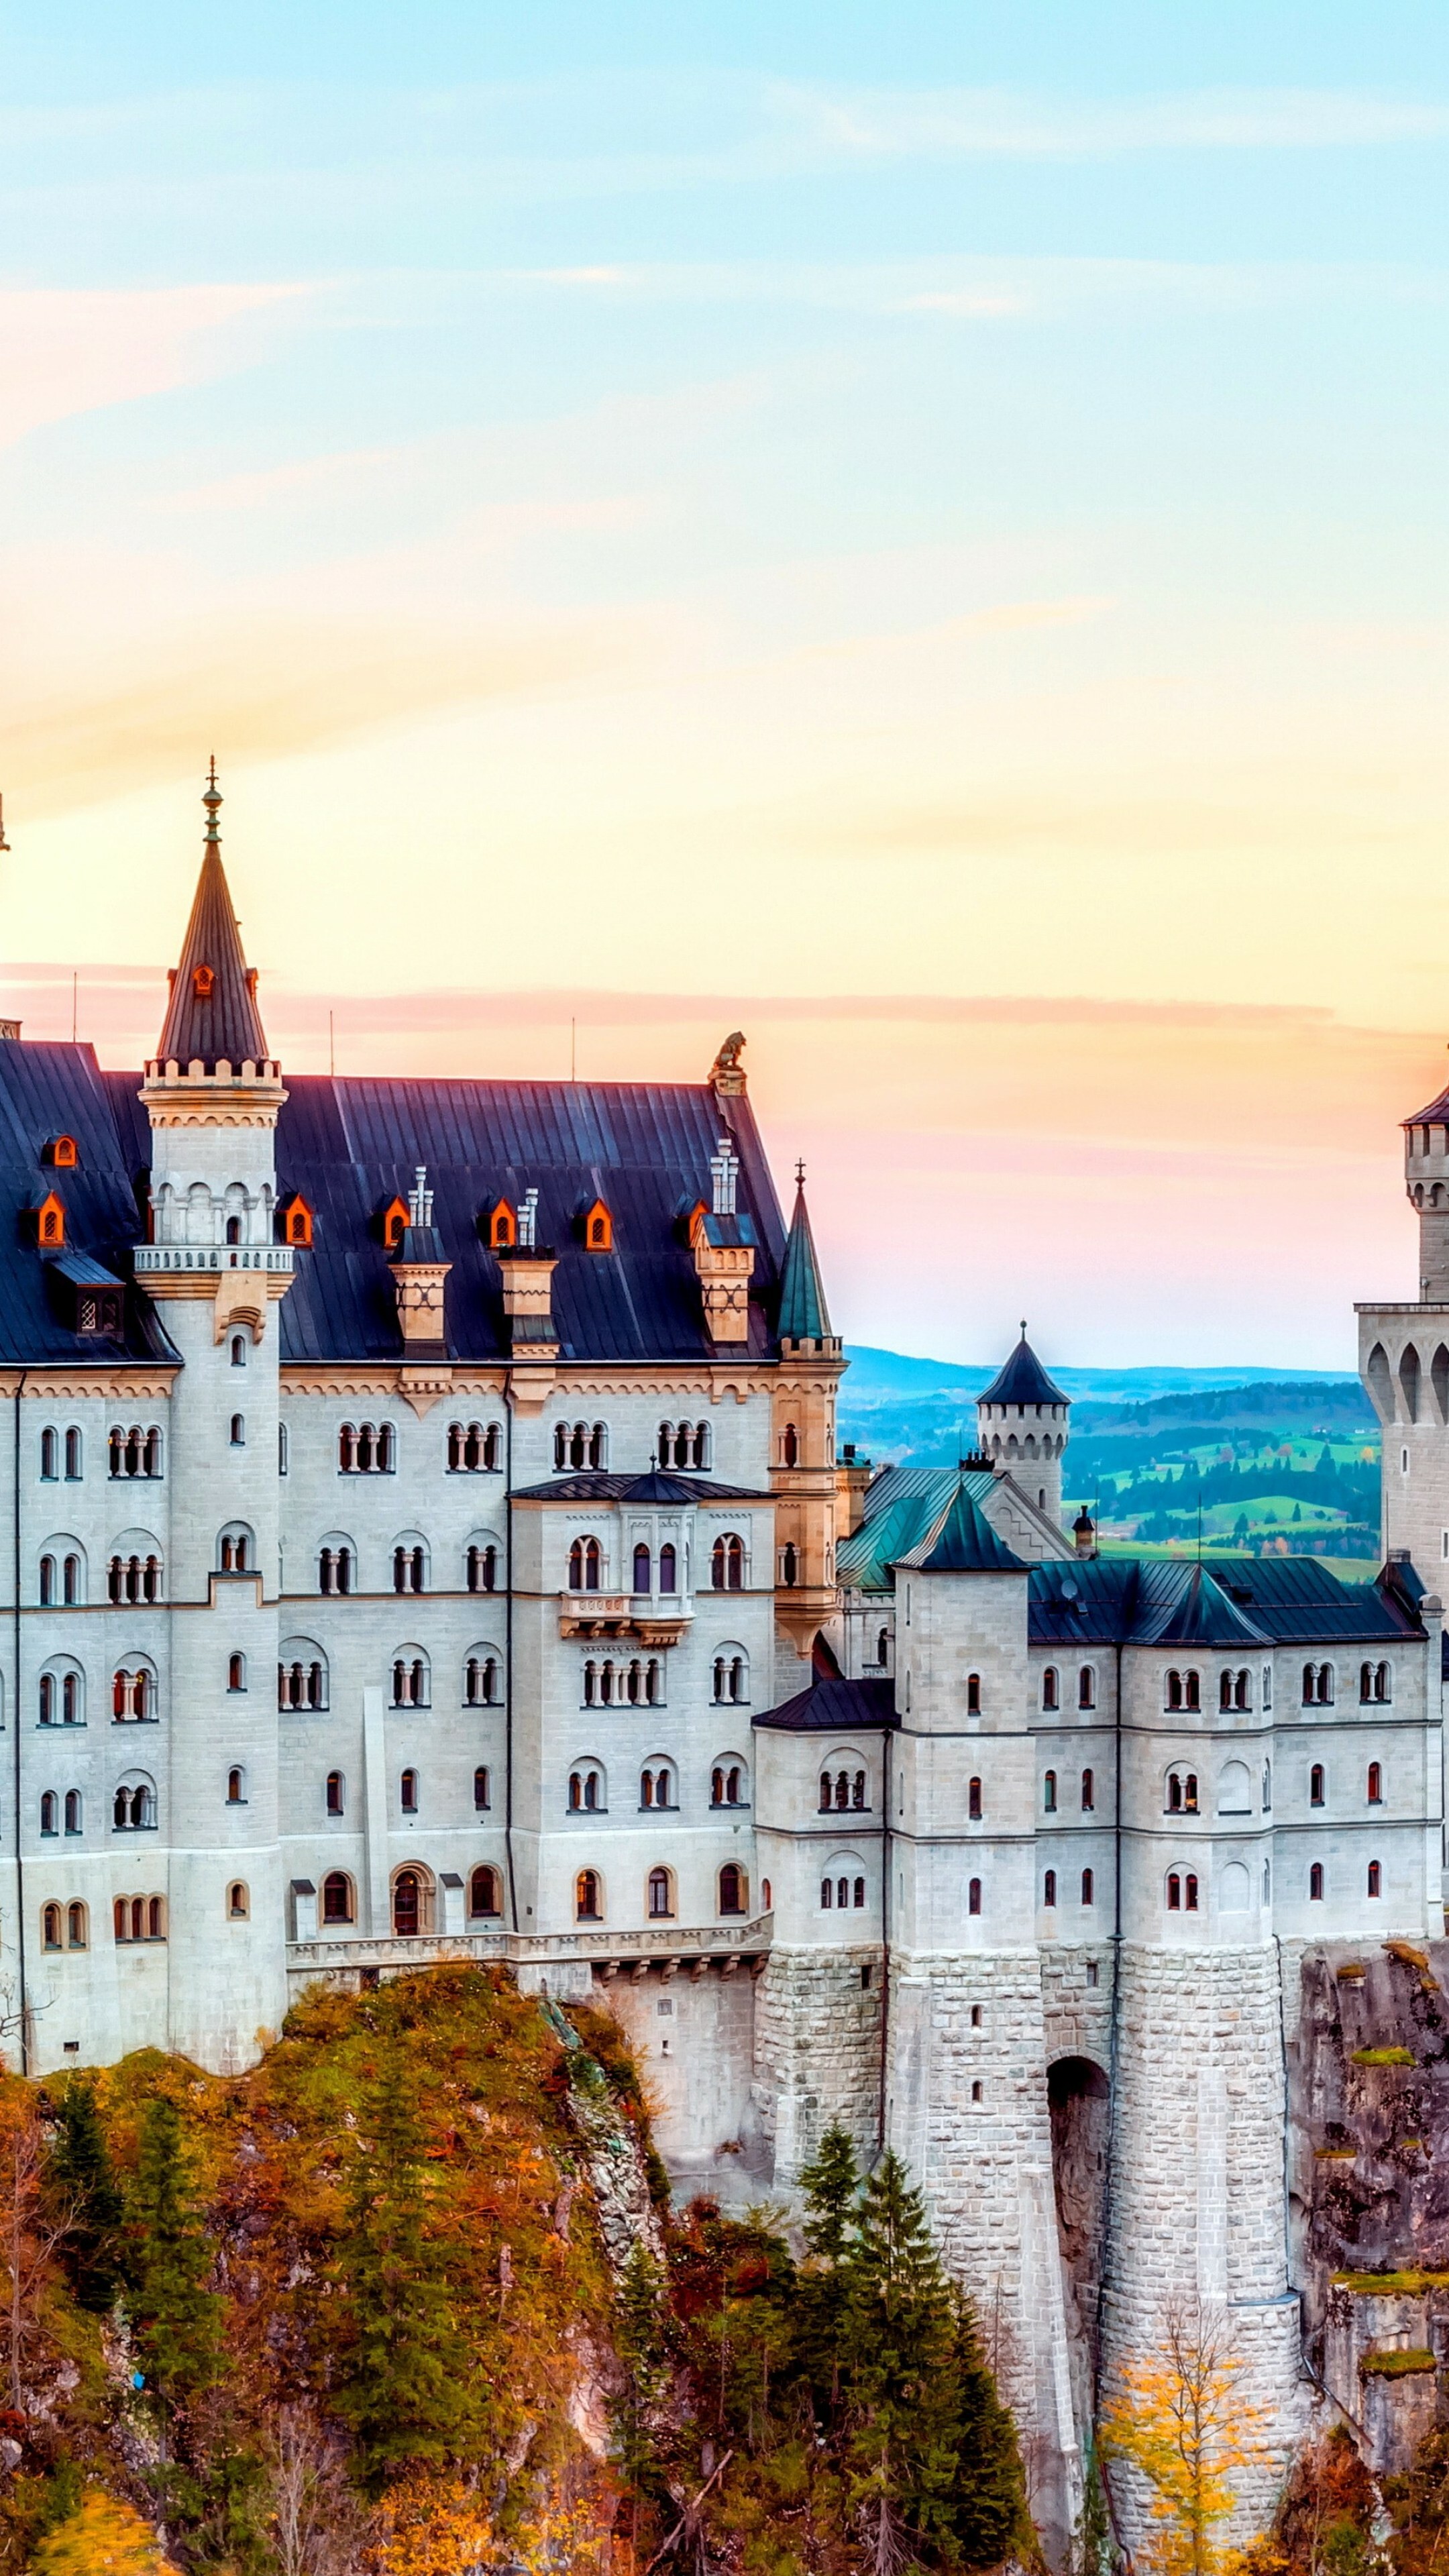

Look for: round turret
[976,1323,1071,1527]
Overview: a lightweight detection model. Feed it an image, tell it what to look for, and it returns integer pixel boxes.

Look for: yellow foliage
[1100,2296,1272,2576]
[508,2497,614,2573]
[30,2488,180,2573]
[372,2471,496,2575]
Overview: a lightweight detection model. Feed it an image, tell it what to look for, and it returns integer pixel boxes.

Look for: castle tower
[132,767,292,2066]
[771,1167,845,1668]
[977,1326,1071,1529]
[1358,1070,1449,1576]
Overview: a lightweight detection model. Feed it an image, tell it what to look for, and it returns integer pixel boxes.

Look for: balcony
[557,1591,691,1644]
[134,1244,294,1279]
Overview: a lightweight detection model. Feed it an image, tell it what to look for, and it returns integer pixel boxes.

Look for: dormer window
[380,1197,408,1251]
[44,1137,78,1169]
[280,1193,313,1248]
[193,964,215,999]
[488,1200,516,1250]
[582,1198,612,1252]
[34,1192,64,1249]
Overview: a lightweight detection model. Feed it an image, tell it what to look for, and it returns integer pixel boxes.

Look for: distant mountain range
[841,1344,1352,1407]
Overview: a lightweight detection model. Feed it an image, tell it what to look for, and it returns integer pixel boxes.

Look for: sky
[3,3,1449,1369]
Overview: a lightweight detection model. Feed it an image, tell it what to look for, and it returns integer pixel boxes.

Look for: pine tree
[50,2078,123,2314]
[799,2123,859,2265]
[124,2096,223,2417]
[842,2152,965,2572]
[796,2123,859,2413]
[949,2288,1028,2572]
[329,2046,478,2491]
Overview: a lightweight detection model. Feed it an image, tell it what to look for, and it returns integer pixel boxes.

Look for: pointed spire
[154,763,270,1072]
[777,1163,836,1349]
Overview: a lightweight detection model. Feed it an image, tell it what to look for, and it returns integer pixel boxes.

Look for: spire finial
[1020,1318,1028,1340]
[203,756,222,844]
[795,1158,806,1188]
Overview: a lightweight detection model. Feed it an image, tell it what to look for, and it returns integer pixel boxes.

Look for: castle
[1,779,1444,2549]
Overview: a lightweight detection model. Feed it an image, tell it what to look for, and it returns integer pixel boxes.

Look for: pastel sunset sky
[5,2,1449,1368]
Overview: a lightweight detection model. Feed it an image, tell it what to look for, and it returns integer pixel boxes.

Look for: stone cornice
[0,1370,179,1399]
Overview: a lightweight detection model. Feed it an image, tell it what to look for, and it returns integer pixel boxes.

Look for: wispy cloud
[0,283,305,448]
[769,83,1449,162]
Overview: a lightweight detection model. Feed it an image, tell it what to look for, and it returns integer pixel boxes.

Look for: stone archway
[1048,2055,1111,2367]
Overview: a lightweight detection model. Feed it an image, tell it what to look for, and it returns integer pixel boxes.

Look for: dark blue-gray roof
[753,1673,898,1732]
[0,1036,794,1366]
[979,1331,1069,1409]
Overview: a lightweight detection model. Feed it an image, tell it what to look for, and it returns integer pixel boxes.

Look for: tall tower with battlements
[1358,1069,1449,1580]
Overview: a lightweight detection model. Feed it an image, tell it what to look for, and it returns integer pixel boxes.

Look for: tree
[50,2075,124,2313]
[843,2150,1022,2575]
[1100,2294,1271,2576]
[0,2086,74,2412]
[124,2094,224,2418]
[30,2488,180,2573]
[329,2045,478,2491]
[797,2122,860,2413]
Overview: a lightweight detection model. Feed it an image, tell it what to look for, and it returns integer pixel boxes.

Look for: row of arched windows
[316,1864,502,1930]
[574,1863,747,1923]
[39,1790,82,1835]
[41,1901,89,1950]
[582,1658,663,1707]
[1042,1870,1094,1907]
[819,1769,867,1812]
[274,1648,507,1712]
[1038,1770,1095,1814]
[1041,1666,1096,1712]
[323,1767,491,1819]
[821,1876,866,1909]
[631,1543,678,1594]
[658,1421,711,1469]
[338,1424,395,1474]
[555,1422,608,1471]
[564,1534,751,1593]
[40,1554,82,1607]
[712,1653,748,1704]
[113,1894,166,1943]
[1311,1761,1387,1807]
[566,1760,748,1811]
[448,1421,501,1472]
[39,1428,85,1481]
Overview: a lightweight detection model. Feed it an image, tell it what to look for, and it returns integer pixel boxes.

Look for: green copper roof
[777,1174,833,1344]
[904,1485,1029,1576]
[838,1466,997,1592]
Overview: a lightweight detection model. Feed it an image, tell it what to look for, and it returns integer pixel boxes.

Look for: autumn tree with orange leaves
[1100,2294,1273,2576]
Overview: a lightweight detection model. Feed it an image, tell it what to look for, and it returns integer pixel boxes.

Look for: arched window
[1081,1767,1094,1811]
[1078,1666,1095,1710]
[968,1877,981,1916]
[62,1553,79,1606]
[1376,1662,1392,1703]
[852,1770,865,1808]
[1167,1670,1183,1709]
[1043,1771,1057,1813]
[719,1863,746,1917]
[38,1555,54,1607]
[1309,1862,1324,1900]
[392,1869,423,1935]
[876,1627,890,1667]
[38,1674,53,1727]
[1043,1870,1057,1907]
[64,1427,81,1479]
[278,1646,328,1711]
[1185,1874,1199,1912]
[322,1871,354,1925]
[392,1542,426,1595]
[67,1901,87,1948]
[40,1429,57,1481]
[1184,1671,1200,1711]
[229,1414,246,1447]
[1263,1760,1273,1811]
[1042,1667,1059,1711]
[1368,1860,1382,1898]
[113,1778,156,1830]
[326,1772,344,1817]
[389,1656,429,1710]
[1364,1760,1383,1806]
[227,1882,249,1920]
[712,1534,745,1591]
[782,1423,799,1468]
[319,1544,354,1595]
[968,1776,982,1821]
[40,1792,57,1836]
[569,1766,604,1813]
[1219,1669,1234,1712]
[230,1332,248,1368]
[658,1543,677,1594]
[62,1672,78,1725]
[1236,1669,1250,1709]
[633,1544,651,1593]
[1167,1873,1181,1911]
[780,1542,798,1587]
[576,1870,602,1922]
[227,1766,245,1805]
[473,1765,490,1810]
[820,1877,833,1909]
[1081,1869,1093,1905]
[225,1216,241,1246]
[1310,1764,1325,1807]
[568,1537,602,1593]
[465,1654,500,1707]
[218,1529,251,1574]
[228,1654,246,1693]
[467,1543,498,1593]
[400,1768,419,1815]
[967,1673,981,1715]
[42,1904,61,1951]
[470,1866,502,1918]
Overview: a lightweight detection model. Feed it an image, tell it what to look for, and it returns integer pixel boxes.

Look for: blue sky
[3,3,1447,1364]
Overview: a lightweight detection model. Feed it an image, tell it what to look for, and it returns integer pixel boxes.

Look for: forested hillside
[0,1968,1024,2576]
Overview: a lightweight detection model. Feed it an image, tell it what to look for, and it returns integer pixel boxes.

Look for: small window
[1185,1874,1198,1912]
[1043,1869,1057,1907]
[1081,1767,1094,1811]
[1367,1860,1382,1899]
[470,1864,502,1918]
[229,1414,245,1446]
[820,1877,833,1909]
[1043,1770,1057,1814]
[48,1136,78,1169]
[227,1881,250,1920]
[1310,1764,1325,1807]
[1167,1873,1181,1911]
[584,1201,612,1252]
[633,1544,651,1593]
[968,1776,982,1821]
[659,1542,677,1593]
[326,1772,344,1817]
[1081,1868,1093,1906]
[322,1870,354,1924]
[718,1862,746,1917]
[67,1900,87,1949]
[1078,1666,1095,1710]
[64,1428,81,1479]
[1184,1672,1200,1711]
[1309,1862,1324,1901]
[39,1428,57,1481]
[967,1673,981,1715]
[968,1877,981,1916]
[712,1534,745,1592]
[227,1766,245,1805]
[1042,1667,1059,1712]
[576,1868,602,1922]
[472,1764,491,1811]
[42,1903,62,1951]
[780,1542,798,1587]
[227,1653,246,1693]
[853,1878,865,1908]
[1367,1761,1383,1805]
[230,1333,247,1367]
[400,1768,418,1815]
[40,1792,57,1836]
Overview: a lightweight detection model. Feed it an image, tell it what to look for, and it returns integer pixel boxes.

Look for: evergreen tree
[125,2096,223,2416]
[329,2046,478,2491]
[949,2290,1028,2572]
[50,2078,123,2314]
[796,2123,859,2411]
[799,2123,859,2265]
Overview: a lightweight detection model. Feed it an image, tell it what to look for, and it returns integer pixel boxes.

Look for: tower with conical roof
[976,1324,1071,1529]
[131,767,292,2066]
[771,1167,847,1667]
[1359,1067,1449,1580]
